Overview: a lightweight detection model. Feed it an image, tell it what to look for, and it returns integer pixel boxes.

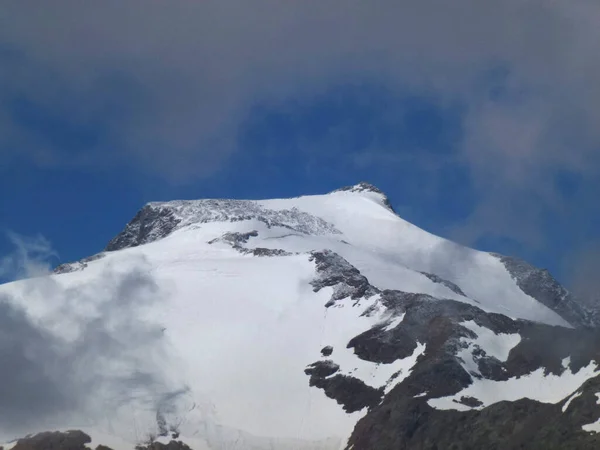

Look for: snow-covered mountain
[2,182,600,450]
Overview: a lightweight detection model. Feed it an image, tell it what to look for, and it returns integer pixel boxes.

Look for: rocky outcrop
[331,182,395,212]
[54,253,106,274]
[106,200,341,252]
[492,253,600,328]
[419,271,467,297]
[6,430,196,450]
[342,287,600,449]
[10,430,93,450]
[106,204,181,251]
[135,441,192,450]
[300,253,600,449]
[208,230,293,257]
[309,250,379,306]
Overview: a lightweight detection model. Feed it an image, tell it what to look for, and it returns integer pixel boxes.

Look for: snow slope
[0,183,578,449]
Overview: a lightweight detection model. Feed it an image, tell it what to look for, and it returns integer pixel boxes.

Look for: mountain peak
[330,181,385,195]
[330,182,395,211]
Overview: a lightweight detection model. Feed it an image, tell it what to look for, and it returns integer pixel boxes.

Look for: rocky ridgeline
[2,430,192,450]
[105,199,340,252]
[299,252,600,449]
[492,253,600,328]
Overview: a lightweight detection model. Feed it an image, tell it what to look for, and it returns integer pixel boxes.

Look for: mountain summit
[3,184,600,449]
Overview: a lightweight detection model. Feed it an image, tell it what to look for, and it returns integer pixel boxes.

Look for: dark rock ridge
[309,250,380,306]
[331,181,395,212]
[299,252,600,449]
[106,204,181,252]
[310,373,384,413]
[106,199,340,252]
[419,271,467,297]
[321,345,334,356]
[347,292,600,448]
[9,430,91,450]
[492,253,600,328]
[135,440,192,450]
[5,430,195,450]
[305,360,340,378]
[54,253,106,274]
[208,230,294,257]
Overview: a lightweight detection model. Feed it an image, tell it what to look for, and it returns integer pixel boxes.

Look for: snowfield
[0,184,585,449]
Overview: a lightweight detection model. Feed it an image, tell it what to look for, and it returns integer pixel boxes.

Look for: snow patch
[562,390,583,413]
[582,393,600,432]
[429,360,599,411]
[383,343,426,395]
[382,313,405,332]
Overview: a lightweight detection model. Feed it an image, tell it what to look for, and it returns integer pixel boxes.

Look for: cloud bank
[0,234,186,441]
[2,1,600,269]
[2,1,599,176]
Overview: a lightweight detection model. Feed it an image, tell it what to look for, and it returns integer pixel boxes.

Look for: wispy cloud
[2,0,600,257]
[2,1,599,178]
[0,235,188,441]
[0,232,57,280]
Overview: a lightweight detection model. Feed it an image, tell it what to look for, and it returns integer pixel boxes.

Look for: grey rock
[309,373,383,413]
[106,204,181,251]
[456,396,483,408]
[330,182,395,212]
[419,271,467,297]
[492,253,600,328]
[309,250,379,306]
[321,345,334,356]
[208,231,293,257]
[54,253,106,274]
[208,230,258,246]
[12,430,91,450]
[135,441,192,450]
[304,360,340,378]
[106,199,340,252]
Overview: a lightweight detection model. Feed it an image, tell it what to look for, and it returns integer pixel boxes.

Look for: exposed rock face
[321,345,334,357]
[310,374,384,414]
[331,181,395,212]
[106,200,340,252]
[135,441,192,450]
[419,271,467,297]
[305,360,340,378]
[7,430,197,450]
[492,253,600,328]
[343,286,600,449]
[106,204,181,251]
[309,250,379,306]
[208,230,294,257]
[299,251,600,449]
[11,430,93,450]
[54,253,106,274]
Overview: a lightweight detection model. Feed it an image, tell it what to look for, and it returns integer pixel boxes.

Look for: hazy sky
[2,0,600,292]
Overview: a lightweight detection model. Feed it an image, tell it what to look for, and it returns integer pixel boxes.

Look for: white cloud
[2,0,600,249]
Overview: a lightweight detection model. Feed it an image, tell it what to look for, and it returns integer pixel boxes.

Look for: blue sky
[2,1,600,296]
